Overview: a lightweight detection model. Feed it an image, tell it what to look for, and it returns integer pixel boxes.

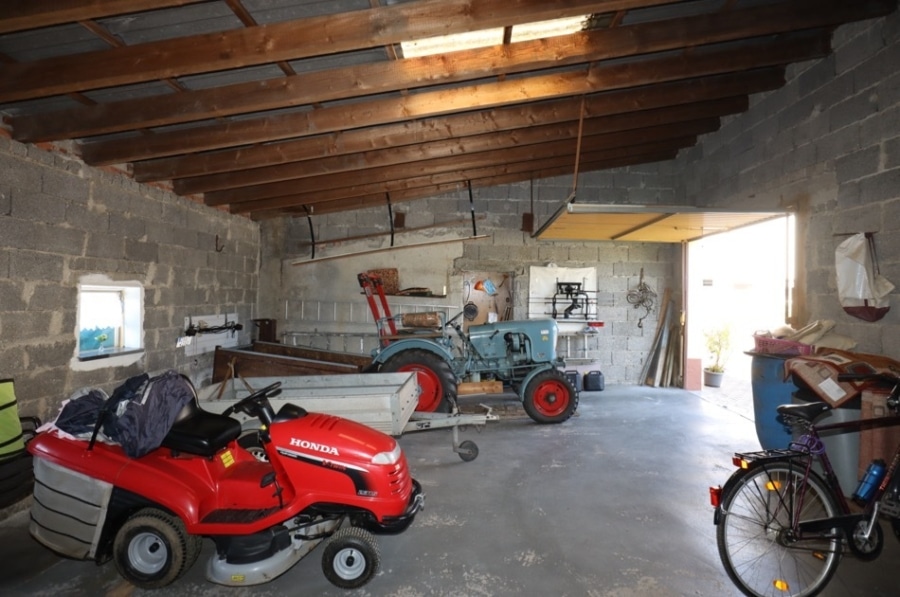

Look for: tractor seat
[162,395,242,457]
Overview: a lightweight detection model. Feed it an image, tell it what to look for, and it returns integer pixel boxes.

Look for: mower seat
[162,392,242,458]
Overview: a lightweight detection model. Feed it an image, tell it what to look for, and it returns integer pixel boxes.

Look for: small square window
[76,280,143,362]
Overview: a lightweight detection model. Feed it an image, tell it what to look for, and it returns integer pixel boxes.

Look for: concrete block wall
[260,167,681,385]
[676,13,900,358]
[0,135,259,423]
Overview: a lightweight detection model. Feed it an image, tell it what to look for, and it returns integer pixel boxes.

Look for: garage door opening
[686,215,795,419]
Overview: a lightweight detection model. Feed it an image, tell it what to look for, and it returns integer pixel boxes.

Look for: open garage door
[534,203,785,243]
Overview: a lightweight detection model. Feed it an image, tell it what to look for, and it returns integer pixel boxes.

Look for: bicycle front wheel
[716,463,842,597]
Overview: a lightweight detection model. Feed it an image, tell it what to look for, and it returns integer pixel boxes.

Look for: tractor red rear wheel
[381,349,455,413]
[523,370,578,424]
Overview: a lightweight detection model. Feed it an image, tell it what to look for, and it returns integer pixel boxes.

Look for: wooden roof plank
[0,0,670,102]
[11,0,878,142]
[0,0,208,34]
[79,33,829,165]
[133,74,770,183]
[225,141,692,213]
[205,128,703,206]
[177,117,722,195]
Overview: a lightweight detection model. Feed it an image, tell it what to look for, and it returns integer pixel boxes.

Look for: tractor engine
[466,319,560,376]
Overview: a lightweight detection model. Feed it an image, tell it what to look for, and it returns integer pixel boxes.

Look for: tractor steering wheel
[222,381,282,424]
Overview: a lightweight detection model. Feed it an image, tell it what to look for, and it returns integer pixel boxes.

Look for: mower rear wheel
[113,508,196,589]
[321,527,380,589]
[522,370,578,424]
[381,349,455,413]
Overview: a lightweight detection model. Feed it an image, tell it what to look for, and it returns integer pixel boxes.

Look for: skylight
[400,16,588,58]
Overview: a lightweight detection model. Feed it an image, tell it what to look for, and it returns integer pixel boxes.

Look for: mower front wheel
[522,370,578,424]
[113,508,200,589]
[321,527,381,589]
[381,349,456,413]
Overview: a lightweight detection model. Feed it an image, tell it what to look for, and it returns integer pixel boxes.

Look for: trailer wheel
[457,439,479,462]
[321,527,380,589]
[381,349,455,413]
[523,370,578,424]
[113,508,195,589]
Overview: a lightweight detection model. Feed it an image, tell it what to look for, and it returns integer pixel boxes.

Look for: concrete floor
[2,385,897,596]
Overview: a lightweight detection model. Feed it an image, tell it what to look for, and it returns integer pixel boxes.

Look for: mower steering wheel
[222,381,282,423]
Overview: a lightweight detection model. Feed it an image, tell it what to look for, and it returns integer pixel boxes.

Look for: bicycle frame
[712,372,900,596]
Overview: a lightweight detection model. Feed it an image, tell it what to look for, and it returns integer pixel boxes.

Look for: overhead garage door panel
[536,204,785,243]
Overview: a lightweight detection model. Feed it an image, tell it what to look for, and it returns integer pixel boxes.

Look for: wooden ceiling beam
[0,0,667,102]
[80,33,829,166]
[0,0,207,34]
[213,131,701,207]
[177,114,726,195]
[11,0,875,143]
[248,150,679,218]
[134,73,772,183]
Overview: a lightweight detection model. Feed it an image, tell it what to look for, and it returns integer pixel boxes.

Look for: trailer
[198,372,495,461]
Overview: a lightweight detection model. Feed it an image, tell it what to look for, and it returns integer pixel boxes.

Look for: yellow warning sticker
[220,450,235,468]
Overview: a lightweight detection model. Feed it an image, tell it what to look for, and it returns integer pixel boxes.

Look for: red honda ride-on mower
[28,377,424,590]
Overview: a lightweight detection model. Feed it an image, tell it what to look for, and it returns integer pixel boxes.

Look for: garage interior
[2,1,900,595]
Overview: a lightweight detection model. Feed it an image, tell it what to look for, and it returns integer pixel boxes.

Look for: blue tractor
[360,274,578,424]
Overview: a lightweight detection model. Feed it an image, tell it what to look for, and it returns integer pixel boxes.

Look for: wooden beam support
[11,0,875,143]
[0,0,207,34]
[80,33,828,165]
[207,124,711,206]
[179,114,728,195]
[133,74,771,183]
[253,150,678,219]
[0,0,665,102]
[227,140,693,214]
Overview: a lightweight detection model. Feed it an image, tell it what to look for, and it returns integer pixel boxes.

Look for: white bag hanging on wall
[835,233,894,322]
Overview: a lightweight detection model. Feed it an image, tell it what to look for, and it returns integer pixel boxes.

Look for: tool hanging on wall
[185,315,243,337]
[626,268,657,328]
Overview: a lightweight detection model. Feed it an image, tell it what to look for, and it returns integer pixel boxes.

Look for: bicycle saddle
[776,401,832,422]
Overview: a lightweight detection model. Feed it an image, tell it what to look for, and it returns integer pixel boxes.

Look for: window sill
[78,347,143,361]
[71,348,144,371]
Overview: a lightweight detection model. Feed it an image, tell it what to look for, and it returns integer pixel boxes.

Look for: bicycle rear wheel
[717,463,841,597]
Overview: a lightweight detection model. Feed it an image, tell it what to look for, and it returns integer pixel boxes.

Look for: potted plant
[703,326,731,387]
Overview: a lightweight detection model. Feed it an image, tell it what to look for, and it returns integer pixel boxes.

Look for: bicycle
[709,371,900,597]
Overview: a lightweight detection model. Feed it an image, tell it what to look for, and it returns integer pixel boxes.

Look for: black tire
[321,527,380,589]
[113,508,195,589]
[717,464,841,597]
[238,430,268,462]
[848,518,883,561]
[381,349,456,413]
[457,439,479,462]
[522,370,578,424]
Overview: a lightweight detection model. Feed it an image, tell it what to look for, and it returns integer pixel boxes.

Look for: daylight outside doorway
[686,216,795,421]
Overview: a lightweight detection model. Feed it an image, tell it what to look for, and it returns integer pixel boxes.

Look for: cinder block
[9,251,64,281]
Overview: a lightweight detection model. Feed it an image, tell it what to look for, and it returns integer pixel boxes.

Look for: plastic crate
[752,335,813,356]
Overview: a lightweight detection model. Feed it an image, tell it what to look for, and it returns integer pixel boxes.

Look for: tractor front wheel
[381,349,456,413]
[523,370,578,424]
